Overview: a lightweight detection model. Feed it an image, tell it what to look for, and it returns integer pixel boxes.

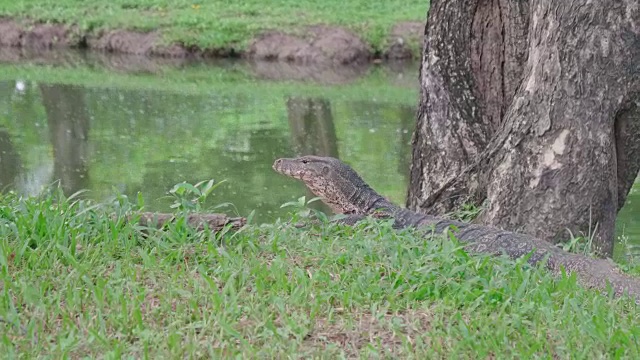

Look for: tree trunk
[408,0,640,257]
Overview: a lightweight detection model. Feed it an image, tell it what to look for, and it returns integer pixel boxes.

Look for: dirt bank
[0,18,423,65]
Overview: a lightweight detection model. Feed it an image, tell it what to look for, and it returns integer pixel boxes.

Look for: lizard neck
[349,185,399,215]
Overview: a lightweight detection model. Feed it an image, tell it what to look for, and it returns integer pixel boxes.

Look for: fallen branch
[120,212,246,233]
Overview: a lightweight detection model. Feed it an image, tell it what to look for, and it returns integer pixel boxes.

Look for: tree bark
[408,0,640,257]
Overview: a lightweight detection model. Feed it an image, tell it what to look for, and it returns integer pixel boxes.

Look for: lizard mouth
[272,158,292,176]
[272,158,282,172]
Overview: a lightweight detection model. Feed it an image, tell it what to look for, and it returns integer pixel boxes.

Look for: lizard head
[272,156,372,214]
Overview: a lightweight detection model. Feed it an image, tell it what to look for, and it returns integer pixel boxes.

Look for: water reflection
[0,55,637,247]
[286,97,340,213]
[0,70,416,223]
[0,129,20,190]
[287,97,339,157]
[616,183,640,260]
[41,84,91,195]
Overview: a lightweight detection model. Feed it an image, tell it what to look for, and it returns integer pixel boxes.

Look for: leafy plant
[280,195,331,223]
[168,179,227,212]
[448,202,484,222]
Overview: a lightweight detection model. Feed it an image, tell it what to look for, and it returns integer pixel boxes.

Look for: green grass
[0,0,429,53]
[1,188,640,358]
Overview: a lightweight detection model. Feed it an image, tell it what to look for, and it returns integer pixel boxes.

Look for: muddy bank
[0,18,423,65]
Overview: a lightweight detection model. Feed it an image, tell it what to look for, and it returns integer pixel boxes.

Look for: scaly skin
[273,155,640,302]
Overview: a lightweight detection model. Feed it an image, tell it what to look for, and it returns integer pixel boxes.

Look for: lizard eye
[301,159,308,164]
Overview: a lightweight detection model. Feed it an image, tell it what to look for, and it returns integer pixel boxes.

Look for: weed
[447,202,485,222]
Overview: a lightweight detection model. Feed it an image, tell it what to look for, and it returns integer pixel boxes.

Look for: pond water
[0,51,638,254]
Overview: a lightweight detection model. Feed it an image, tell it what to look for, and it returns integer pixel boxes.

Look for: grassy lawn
[0,0,429,52]
[1,188,639,358]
